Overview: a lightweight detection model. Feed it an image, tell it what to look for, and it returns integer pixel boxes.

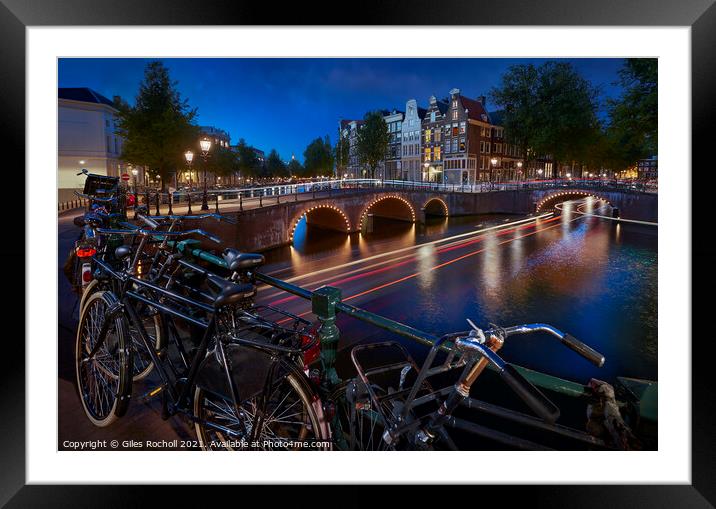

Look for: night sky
[58,58,626,163]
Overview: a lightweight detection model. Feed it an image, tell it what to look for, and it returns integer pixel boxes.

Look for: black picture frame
[3,0,713,505]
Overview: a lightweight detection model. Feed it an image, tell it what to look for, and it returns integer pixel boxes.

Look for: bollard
[215,194,220,213]
[294,188,298,202]
[155,193,161,215]
[187,193,193,215]
[277,192,280,205]
[259,194,263,207]
[145,190,150,209]
[239,193,243,212]
[311,286,342,387]
[168,194,174,215]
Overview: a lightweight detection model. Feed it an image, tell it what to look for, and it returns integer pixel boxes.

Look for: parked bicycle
[75,225,331,449]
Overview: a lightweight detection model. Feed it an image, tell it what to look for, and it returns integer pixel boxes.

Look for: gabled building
[401,99,426,181]
[421,95,449,182]
[339,119,365,178]
[382,109,404,180]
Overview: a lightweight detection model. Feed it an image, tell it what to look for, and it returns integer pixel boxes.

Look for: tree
[607,59,657,163]
[489,63,540,167]
[206,145,240,185]
[335,129,350,177]
[265,149,288,178]
[114,61,199,190]
[356,111,389,179]
[303,136,334,177]
[489,61,600,177]
[287,158,304,178]
[234,138,261,180]
[532,62,600,176]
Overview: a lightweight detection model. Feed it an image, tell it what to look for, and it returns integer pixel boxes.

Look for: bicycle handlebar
[455,335,560,423]
[140,213,237,225]
[500,323,605,367]
[136,213,160,229]
[95,227,221,244]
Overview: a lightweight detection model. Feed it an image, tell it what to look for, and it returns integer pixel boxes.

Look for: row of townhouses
[339,88,547,185]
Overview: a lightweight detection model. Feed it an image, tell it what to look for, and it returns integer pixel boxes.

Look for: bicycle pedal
[141,384,165,402]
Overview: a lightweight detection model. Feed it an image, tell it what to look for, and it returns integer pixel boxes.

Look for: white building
[58,88,136,201]
[400,99,425,181]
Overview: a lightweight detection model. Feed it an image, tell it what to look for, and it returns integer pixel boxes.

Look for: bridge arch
[289,204,351,242]
[358,194,416,230]
[422,197,449,217]
[535,190,613,214]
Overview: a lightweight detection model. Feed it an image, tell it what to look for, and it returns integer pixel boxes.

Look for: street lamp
[490,158,498,183]
[566,172,572,180]
[184,150,194,188]
[199,137,212,210]
[517,161,523,181]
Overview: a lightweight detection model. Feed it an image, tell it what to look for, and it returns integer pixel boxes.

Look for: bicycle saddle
[206,274,256,308]
[221,248,265,272]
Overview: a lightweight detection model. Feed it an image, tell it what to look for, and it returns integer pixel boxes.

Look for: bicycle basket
[83,174,119,197]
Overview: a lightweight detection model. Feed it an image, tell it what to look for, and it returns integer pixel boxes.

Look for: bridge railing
[123,177,655,216]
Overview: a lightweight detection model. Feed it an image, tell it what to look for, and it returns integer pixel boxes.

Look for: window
[435,130,441,142]
[485,142,490,153]
[424,129,431,143]
[106,136,111,153]
[114,137,119,154]
[460,122,466,134]
[496,143,502,154]
[445,143,451,154]
[434,146,441,160]
[425,147,431,161]
[452,140,458,153]
[480,141,485,153]
[452,125,459,137]
[480,126,485,136]
[452,110,458,120]
[430,111,436,122]
[459,138,466,152]
[452,100,457,108]
[445,125,451,136]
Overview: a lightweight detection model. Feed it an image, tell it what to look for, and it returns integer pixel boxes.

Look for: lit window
[452,110,458,120]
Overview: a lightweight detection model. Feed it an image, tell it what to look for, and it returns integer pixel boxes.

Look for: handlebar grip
[205,232,221,244]
[500,364,560,423]
[561,333,605,367]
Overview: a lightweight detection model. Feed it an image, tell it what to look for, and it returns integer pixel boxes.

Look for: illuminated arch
[358,194,416,230]
[422,197,449,217]
[535,191,613,214]
[289,204,351,241]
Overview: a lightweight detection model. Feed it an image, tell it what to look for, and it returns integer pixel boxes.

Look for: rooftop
[58,87,115,108]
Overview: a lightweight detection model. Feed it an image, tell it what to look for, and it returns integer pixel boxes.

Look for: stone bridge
[197,186,657,252]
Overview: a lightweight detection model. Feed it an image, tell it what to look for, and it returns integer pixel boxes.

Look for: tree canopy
[303,136,334,177]
[114,61,199,189]
[265,149,288,177]
[234,138,262,180]
[335,130,350,176]
[357,112,390,179]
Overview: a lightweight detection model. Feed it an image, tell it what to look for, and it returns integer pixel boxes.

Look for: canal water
[260,198,658,387]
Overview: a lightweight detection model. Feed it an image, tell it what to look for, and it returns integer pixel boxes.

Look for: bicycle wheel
[193,361,330,451]
[75,290,132,427]
[81,281,162,381]
[333,382,396,451]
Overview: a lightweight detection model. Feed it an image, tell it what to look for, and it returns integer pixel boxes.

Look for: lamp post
[517,161,523,182]
[490,157,498,183]
[199,137,212,211]
[131,167,139,217]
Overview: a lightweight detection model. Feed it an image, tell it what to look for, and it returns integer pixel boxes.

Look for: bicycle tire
[75,290,133,427]
[193,360,330,451]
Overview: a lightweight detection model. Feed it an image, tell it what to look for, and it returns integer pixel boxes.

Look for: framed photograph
[4,0,713,504]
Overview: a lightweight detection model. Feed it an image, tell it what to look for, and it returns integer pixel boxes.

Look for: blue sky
[59,58,626,163]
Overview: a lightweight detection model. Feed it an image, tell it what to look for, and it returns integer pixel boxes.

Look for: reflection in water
[263,202,657,384]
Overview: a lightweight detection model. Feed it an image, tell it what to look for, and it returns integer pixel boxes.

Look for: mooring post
[311,286,342,388]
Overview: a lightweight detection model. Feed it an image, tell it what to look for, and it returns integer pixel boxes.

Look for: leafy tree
[265,149,288,177]
[303,136,334,177]
[287,158,304,178]
[114,61,199,190]
[607,59,657,163]
[234,138,261,180]
[531,62,600,176]
[490,61,600,177]
[204,145,240,185]
[489,64,540,166]
[356,111,389,179]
